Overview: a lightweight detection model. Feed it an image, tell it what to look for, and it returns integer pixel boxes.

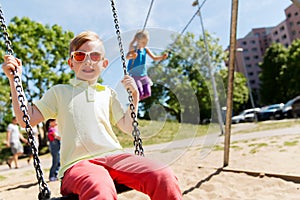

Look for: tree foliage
[286,39,300,98]
[259,42,288,104]
[0,17,74,129]
[259,40,300,105]
[140,32,248,123]
[218,69,248,113]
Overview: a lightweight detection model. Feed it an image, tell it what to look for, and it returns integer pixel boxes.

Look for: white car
[231,108,260,124]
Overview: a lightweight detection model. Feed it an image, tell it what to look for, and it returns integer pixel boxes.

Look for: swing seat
[50,182,132,199]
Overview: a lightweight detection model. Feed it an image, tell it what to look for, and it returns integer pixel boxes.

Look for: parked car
[231,108,260,124]
[256,103,284,121]
[281,96,300,118]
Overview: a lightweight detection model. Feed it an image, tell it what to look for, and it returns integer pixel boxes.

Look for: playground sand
[0,123,300,200]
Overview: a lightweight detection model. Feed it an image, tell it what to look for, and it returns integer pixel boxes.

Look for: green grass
[284,140,298,146]
[0,119,299,164]
[232,119,300,134]
[249,143,268,154]
[0,174,6,181]
[114,120,220,147]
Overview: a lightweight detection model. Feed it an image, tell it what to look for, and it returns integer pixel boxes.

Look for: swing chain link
[0,6,51,200]
[110,0,144,156]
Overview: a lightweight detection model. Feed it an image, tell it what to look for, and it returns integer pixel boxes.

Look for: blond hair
[69,31,105,55]
[135,30,149,41]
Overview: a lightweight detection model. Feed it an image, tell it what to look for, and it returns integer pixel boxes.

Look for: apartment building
[234,3,300,103]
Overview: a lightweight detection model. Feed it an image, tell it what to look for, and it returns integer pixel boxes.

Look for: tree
[259,42,288,104]
[140,32,247,123]
[0,76,12,131]
[218,68,248,114]
[0,17,74,143]
[286,39,300,98]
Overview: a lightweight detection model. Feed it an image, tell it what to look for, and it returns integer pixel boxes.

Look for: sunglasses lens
[73,52,86,62]
[90,52,101,62]
[72,51,102,62]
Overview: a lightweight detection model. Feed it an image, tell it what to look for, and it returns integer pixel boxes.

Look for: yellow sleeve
[34,87,58,120]
[110,88,126,125]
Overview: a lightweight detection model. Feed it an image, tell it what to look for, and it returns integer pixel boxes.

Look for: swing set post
[223,0,239,167]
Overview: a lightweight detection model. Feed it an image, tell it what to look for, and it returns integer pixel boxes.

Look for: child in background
[126,30,168,100]
[6,116,28,169]
[46,119,61,182]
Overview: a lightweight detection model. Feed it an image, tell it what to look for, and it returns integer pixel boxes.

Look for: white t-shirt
[34,78,125,177]
[7,123,20,144]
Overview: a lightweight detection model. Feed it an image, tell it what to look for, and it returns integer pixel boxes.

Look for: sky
[0,0,293,49]
[0,0,294,91]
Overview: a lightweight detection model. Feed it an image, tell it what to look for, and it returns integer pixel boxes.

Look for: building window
[248,72,254,76]
[250,80,256,84]
[242,41,247,45]
[254,55,259,59]
[245,56,250,61]
[280,26,285,31]
[295,12,299,16]
[251,47,258,51]
[273,30,278,35]
[281,34,287,40]
[276,39,280,43]
[287,13,291,18]
[246,64,252,68]
[290,22,294,27]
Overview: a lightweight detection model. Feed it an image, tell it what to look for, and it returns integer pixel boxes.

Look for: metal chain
[110,0,144,156]
[0,6,51,200]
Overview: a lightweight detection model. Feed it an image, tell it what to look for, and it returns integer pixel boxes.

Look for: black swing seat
[50,182,132,199]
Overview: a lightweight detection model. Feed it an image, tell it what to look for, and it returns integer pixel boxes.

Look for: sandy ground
[1,121,300,199]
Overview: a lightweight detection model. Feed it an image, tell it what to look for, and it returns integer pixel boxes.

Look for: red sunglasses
[71,51,102,62]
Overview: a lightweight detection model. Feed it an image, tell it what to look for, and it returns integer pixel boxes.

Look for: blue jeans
[49,139,61,179]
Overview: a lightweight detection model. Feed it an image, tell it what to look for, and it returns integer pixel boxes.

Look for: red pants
[61,153,182,200]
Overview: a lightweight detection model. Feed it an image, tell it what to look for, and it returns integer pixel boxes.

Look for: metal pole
[193,0,224,135]
[224,0,239,167]
[236,48,257,120]
[194,1,224,135]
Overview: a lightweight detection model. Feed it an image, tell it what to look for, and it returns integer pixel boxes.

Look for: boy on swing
[2,31,182,200]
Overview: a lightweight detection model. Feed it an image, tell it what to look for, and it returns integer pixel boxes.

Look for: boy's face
[68,41,108,84]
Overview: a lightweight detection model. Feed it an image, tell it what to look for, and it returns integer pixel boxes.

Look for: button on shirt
[34,78,125,178]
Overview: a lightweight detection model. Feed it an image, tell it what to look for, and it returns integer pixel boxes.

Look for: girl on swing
[2,31,182,200]
[126,30,168,100]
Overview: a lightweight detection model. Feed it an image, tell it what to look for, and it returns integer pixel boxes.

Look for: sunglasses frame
[71,51,103,63]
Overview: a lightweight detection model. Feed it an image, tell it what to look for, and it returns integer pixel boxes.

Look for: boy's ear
[102,58,109,68]
[68,58,73,69]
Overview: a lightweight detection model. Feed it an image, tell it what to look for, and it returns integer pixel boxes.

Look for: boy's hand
[2,55,22,79]
[121,75,139,100]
